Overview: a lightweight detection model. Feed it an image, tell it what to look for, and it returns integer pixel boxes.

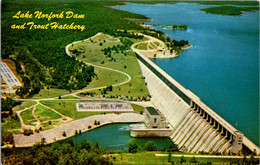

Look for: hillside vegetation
[200,6,259,16]
[1,0,148,97]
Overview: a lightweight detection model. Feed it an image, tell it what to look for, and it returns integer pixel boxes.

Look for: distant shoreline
[132,33,192,59]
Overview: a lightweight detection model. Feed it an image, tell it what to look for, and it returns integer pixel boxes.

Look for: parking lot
[1,62,21,88]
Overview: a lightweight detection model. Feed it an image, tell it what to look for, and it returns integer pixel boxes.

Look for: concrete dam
[135,53,259,155]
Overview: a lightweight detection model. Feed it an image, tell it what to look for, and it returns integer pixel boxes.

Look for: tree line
[1,139,107,165]
[1,97,21,117]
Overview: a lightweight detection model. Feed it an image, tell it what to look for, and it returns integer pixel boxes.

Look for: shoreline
[13,113,144,147]
[131,33,192,59]
[125,18,153,21]
[181,44,193,50]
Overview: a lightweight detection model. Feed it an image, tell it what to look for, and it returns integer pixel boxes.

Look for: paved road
[155,153,260,159]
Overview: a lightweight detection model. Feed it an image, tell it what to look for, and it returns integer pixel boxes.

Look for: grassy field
[40,100,103,119]
[131,103,145,114]
[40,100,145,120]
[35,104,62,122]
[41,120,67,131]
[61,95,79,99]
[84,67,128,89]
[13,101,37,112]
[134,42,148,49]
[20,108,37,126]
[104,53,149,99]
[134,41,161,50]
[111,152,241,165]
[31,88,72,99]
[153,41,160,47]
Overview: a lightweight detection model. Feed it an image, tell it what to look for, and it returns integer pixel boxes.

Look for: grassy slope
[71,33,150,99]
[1,118,21,134]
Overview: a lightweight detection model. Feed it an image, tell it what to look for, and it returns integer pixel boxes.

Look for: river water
[114,3,259,145]
[70,123,174,150]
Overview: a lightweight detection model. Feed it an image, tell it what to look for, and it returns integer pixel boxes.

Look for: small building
[130,106,172,137]
[144,107,168,129]
[76,101,133,112]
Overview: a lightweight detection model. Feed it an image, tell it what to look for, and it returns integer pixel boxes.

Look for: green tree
[128,141,138,153]
[40,138,46,145]
[168,151,171,162]
[144,141,157,151]
[62,131,66,137]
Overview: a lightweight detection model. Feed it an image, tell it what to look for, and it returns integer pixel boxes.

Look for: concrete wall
[136,53,260,155]
[131,129,172,137]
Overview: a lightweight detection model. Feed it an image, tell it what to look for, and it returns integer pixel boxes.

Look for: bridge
[134,49,259,155]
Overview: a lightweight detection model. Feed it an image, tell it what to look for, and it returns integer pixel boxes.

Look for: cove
[114,3,259,145]
[70,123,174,150]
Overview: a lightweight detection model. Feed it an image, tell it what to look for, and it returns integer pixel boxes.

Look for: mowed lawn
[31,88,72,99]
[40,100,102,119]
[85,67,128,90]
[20,108,37,126]
[134,42,148,50]
[40,100,145,120]
[13,101,37,112]
[111,152,238,165]
[35,104,62,122]
[131,103,145,114]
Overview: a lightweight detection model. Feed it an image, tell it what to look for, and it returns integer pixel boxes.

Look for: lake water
[114,3,259,145]
[70,123,174,150]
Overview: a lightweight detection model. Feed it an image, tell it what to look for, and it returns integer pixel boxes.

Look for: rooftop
[146,107,159,116]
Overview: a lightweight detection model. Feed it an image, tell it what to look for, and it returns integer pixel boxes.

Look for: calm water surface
[114,3,259,145]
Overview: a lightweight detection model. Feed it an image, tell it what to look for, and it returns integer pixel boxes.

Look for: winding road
[6,32,138,140]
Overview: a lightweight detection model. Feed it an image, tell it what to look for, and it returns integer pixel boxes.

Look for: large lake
[114,3,259,145]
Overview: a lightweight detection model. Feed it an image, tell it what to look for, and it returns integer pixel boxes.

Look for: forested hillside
[1,0,148,97]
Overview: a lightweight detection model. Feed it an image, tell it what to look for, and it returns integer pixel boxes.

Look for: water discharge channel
[70,123,174,150]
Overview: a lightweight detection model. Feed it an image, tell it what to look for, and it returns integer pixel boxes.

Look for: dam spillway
[135,53,259,155]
